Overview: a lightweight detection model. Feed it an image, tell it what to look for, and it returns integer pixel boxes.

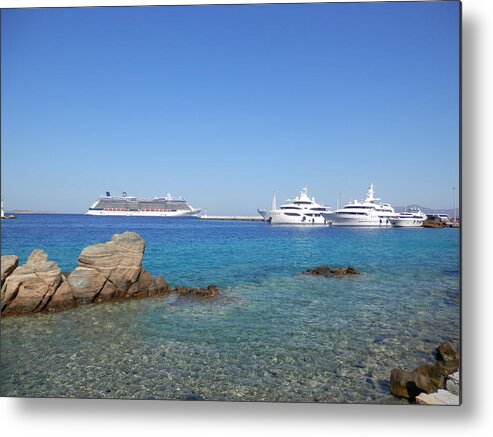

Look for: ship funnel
[106,191,111,197]
[271,191,277,211]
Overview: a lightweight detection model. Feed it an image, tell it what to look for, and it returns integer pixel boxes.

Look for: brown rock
[390,368,421,399]
[175,286,191,295]
[47,281,77,311]
[155,275,172,295]
[127,271,153,298]
[390,362,448,401]
[147,279,159,297]
[94,280,118,303]
[67,267,107,304]
[439,359,460,376]
[1,255,19,286]
[126,280,141,297]
[413,363,446,393]
[77,232,145,294]
[436,341,458,363]
[2,233,193,315]
[67,232,146,303]
[174,285,220,298]
[194,285,220,298]
[302,266,360,278]
[1,250,62,315]
[27,249,48,264]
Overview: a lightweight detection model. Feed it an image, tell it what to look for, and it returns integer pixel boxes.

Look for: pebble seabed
[0,218,460,403]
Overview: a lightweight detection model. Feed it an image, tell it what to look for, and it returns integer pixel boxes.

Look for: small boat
[390,207,427,227]
[423,215,446,228]
[258,187,332,225]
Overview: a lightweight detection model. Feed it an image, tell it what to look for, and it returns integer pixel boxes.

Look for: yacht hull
[258,209,331,225]
[322,213,392,227]
[390,218,424,227]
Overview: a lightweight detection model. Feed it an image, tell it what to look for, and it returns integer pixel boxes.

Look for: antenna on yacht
[366,183,380,203]
[271,191,277,210]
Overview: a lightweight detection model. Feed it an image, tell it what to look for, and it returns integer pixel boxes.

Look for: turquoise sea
[0,215,460,403]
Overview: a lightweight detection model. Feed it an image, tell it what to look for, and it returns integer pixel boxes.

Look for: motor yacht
[321,184,396,227]
[258,187,332,225]
[389,207,427,227]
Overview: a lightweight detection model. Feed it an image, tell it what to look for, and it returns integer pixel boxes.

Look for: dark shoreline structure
[0,232,219,317]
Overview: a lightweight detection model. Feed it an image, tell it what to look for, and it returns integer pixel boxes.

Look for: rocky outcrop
[1,232,218,316]
[390,341,460,403]
[1,250,62,315]
[302,266,360,278]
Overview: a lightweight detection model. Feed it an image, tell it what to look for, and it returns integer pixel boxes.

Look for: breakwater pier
[199,215,264,222]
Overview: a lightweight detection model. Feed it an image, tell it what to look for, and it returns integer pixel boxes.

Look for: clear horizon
[1,2,460,215]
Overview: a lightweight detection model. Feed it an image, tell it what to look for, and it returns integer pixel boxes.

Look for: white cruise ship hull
[86,208,201,217]
[258,209,331,225]
[322,213,392,227]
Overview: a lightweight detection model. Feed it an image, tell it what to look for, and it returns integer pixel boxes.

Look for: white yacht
[390,207,427,227]
[321,184,396,227]
[258,187,332,225]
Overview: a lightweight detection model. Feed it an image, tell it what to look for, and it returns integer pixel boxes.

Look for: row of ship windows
[345,205,392,211]
[280,207,327,211]
[95,208,178,212]
[284,213,321,217]
[335,212,369,216]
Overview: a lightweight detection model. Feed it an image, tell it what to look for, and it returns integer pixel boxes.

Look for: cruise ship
[258,187,332,225]
[86,192,201,217]
[321,184,396,227]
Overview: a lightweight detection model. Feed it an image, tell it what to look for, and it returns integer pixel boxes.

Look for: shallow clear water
[0,215,460,402]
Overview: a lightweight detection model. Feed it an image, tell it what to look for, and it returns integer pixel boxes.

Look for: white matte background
[0,0,491,435]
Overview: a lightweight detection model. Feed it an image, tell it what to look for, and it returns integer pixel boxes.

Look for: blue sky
[1,2,460,214]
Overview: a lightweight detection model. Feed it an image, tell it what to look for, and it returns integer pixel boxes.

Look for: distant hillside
[6,210,69,215]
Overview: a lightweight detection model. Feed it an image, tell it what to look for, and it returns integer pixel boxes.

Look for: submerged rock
[175,285,220,298]
[302,266,360,278]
